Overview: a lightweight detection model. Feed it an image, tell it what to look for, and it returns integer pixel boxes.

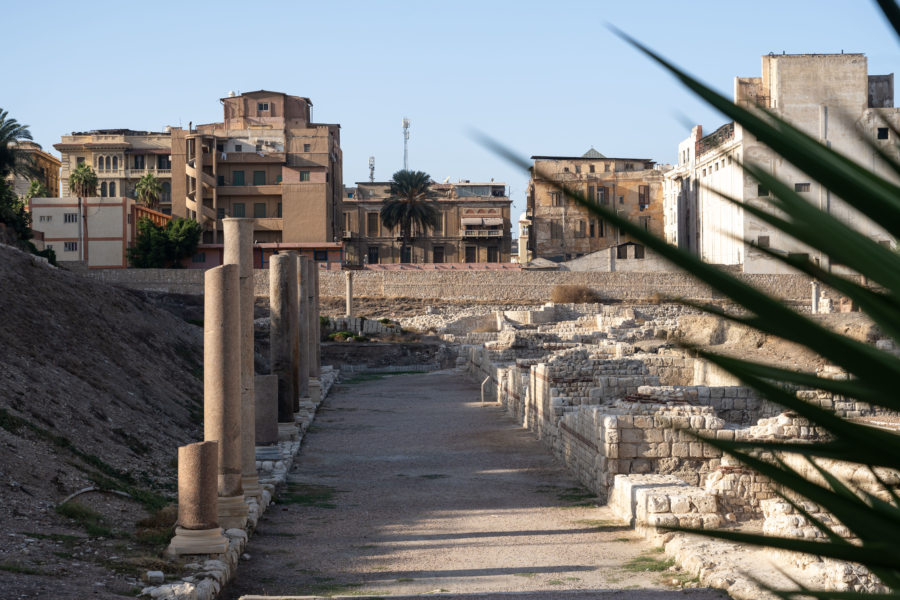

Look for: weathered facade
[664,53,900,272]
[6,141,60,198]
[170,90,343,245]
[54,130,172,209]
[526,149,667,262]
[340,180,512,264]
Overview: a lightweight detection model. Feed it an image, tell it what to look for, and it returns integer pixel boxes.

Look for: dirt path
[224,371,728,599]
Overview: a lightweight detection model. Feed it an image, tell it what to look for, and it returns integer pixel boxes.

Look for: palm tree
[24,180,48,200]
[380,170,440,263]
[135,173,163,211]
[68,162,98,197]
[0,108,35,179]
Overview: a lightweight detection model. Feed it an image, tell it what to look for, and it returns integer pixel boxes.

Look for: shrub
[550,284,601,304]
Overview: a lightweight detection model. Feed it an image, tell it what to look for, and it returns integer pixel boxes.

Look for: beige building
[170,90,343,245]
[526,149,667,262]
[54,129,173,210]
[664,53,899,272]
[341,180,512,264]
[6,141,61,198]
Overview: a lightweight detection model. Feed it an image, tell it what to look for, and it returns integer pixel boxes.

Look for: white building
[664,53,899,273]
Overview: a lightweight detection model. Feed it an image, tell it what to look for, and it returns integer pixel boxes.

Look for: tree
[380,170,440,263]
[135,173,162,210]
[68,162,97,197]
[0,179,32,243]
[24,179,48,200]
[0,108,35,179]
[127,217,202,268]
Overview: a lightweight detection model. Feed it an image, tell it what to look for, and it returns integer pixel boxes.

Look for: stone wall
[86,267,828,305]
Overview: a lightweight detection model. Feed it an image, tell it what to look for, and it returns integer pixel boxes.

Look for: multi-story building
[664,53,899,272]
[170,90,343,245]
[341,180,512,264]
[6,141,60,198]
[526,149,667,262]
[54,129,172,210]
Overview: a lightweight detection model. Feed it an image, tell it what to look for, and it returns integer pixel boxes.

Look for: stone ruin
[453,301,899,596]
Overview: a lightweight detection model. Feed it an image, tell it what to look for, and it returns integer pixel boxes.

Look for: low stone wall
[85,267,827,305]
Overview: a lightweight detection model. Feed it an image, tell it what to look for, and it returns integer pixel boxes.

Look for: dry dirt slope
[0,244,203,598]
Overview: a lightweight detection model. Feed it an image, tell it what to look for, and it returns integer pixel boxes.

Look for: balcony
[463,229,502,238]
[123,168,172,178]
[216,152,286,164]
[214,217,283,230]
[217,184,281,196]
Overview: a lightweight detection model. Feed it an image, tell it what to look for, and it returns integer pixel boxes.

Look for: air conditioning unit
[342,230,352,239]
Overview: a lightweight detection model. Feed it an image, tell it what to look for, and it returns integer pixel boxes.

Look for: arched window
[97,156,104,170]
[112,156,118,171]
[100,182,107,197]
[161,182,171,203]
[109,182,116,197]
[105,156,111,171]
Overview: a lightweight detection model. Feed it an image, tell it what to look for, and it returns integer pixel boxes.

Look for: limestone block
[670,495,691,514]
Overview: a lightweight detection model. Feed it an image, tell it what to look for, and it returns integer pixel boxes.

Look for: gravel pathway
[225,371,728,600]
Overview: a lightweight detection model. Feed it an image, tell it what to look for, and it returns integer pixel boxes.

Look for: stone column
[314,265,322,376]
[811,280,820,314]
[166,441,228,556]
[254,374,281,461]
[286,252,301,414]
[297,256,310,400]
[223,218,260,504]
[345,270,354,320]
[204,264,248,530]
[307,261,322,402]
[269,253,298,439]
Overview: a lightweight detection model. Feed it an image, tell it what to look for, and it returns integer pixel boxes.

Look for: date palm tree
[0,108,35,179]
[135,172,163,211]
[68,162,98,197]
[380,169,440,263]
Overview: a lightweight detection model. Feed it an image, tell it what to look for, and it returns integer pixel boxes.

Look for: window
[100,182,107,197]
[133,155,144,169]
[109,182,116,196]
[702,168,707,177]
[64,241,78,252]
[367,246,379,264]
[64,212,77,223]
[618,195,624,204]
[77,156,85,165]
[638,185,650,210]
[604,162,610,172]
[157,155,170,170]
[598,187,609,205]
[313,250,328,261]
[401,247,411,263]
[303,143,311,152]
[254,203,266,218]
[465,246,477,263]
[575,165,581,174]
[589,164,595,173]
[299,171,310,181]
[634,244,645,259]
[253,170,266,185]
[433,246,444,263]
[550,191,562,206]
[757,184,769,197]
[105,156,111,170]
[161,182,171,203]
[233,203,246,218]
[257,102,269,112]
[589,220,595,238]
[550,221,563,240]
[113,156,118,170]
[877,127,889,140]
[794,183,811,192]
[617,245,628,259]
[216,143,224,152]
[433,213,443,235]
[277,203,282,218]
[217,175,225,186]
[625,163,634,171]
[576,220,586,238]
[235,144,242,152]
[366,212,379,236]
[715,162,719,171]
[192,253,206,263]
[598,219,606,237]
[757,235,770,248]
[232,170,245,185]
[39,215,51,222]
[487,246,499,263]
[639,216,650,231]
[588,185,595,203]
[255,144,262,152]
[563,167,569,173]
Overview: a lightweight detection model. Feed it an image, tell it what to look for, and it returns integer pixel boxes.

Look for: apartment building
[526,148,667,262]
[170,90,343,245]
[664,53,899,272]
[54,129,172,210]
[341,180,512,264]
[6,141,60,197]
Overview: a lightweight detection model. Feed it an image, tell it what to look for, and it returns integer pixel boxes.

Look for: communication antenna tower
[402,117,410,170]
[368,156,375,182]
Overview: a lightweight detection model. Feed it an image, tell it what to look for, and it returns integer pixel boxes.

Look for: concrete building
[170,90,343,246]
[6,141,61,198]
[28,197,171,267]
[341,180,512,264]
[526,149,668,262]
[665,53,899,272]
[54,130,173,210]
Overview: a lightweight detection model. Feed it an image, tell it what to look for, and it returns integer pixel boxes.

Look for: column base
[165,526,228,557]
[217,494,249,530]
[277,422,298,441]
[308,379,322,403]
[242,474,262,502]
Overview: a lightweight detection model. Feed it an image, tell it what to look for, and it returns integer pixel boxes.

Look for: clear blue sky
[6,0,899,222]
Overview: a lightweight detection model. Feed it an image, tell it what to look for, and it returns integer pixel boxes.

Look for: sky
[5,0,899,223]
